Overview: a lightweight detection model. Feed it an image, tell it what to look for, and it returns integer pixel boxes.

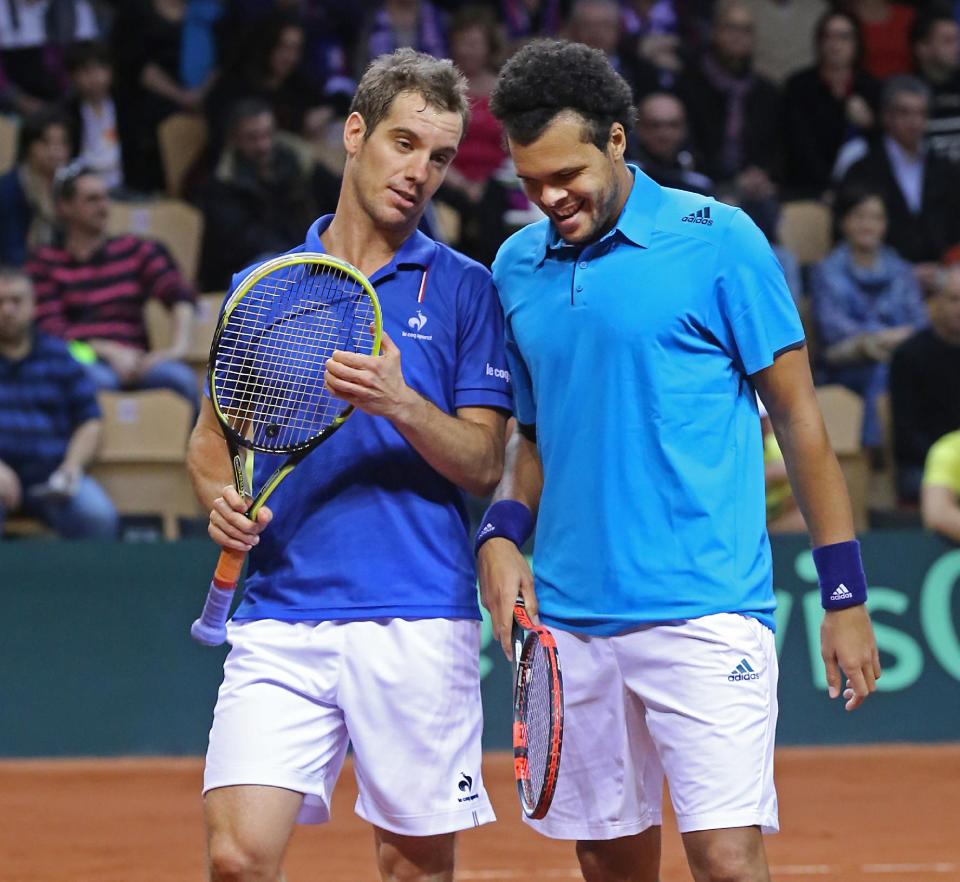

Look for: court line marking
[456,864,958,880]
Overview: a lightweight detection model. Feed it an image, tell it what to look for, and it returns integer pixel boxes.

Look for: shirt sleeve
[453,265,512,412]
[504,314,536,425]
[27,253,68,338]
[714,209,805,376]
[923,433,960,494]
[139,240,196,307]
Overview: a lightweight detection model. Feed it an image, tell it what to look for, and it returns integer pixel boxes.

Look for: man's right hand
[478,538,538,659]
[208,484,272,553]
[94,341,145,385]
[0,460,22,510]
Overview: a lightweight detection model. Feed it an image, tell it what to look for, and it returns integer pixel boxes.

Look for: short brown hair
[350,48,470,141]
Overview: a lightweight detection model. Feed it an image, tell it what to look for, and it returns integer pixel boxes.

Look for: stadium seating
[778,201,833,266]
[157,112,208,198]
[88,389,200,539]
[107,198,204,284]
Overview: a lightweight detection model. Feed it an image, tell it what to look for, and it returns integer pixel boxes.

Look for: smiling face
[508,111,629,246]
[344,90,462,234]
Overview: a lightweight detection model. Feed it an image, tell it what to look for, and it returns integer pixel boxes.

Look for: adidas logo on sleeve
[681,206,714,225]
[728,658,761,681]
[831,584,854,601]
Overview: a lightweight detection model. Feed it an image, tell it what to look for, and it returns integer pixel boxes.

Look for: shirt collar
[541,164,661,262]
[305,214,438,282]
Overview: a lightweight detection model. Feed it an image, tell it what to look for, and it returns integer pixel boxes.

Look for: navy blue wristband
[474,500,534,556]
[812,540,868,610]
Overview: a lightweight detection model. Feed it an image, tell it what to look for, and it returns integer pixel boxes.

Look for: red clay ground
[1,745,957,881]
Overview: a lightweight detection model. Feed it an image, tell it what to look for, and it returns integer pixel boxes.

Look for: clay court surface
[1,745,957,882]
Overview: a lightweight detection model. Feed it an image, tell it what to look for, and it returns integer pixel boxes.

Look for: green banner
[1,531,958,756]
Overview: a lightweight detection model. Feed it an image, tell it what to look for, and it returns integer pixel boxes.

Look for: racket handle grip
[190,548,246,646]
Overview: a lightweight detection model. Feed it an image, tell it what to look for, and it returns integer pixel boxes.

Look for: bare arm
[921,484,960,544]
[324,330,507,496]
[186,398,270,552]
[59,418,102,477]
[753,348,881,710]
[165,301,195,360]
[478,422,543,657]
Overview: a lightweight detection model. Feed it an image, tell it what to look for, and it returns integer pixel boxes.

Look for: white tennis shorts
[203,617,496,836]
[529,612,779,840]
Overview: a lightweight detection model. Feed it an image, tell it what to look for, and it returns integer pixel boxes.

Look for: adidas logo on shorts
[728,658,761,682]
[682,206,713,226]
[831,583,854,601]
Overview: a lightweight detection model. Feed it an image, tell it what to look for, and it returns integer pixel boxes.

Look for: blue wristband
[812,540,868,610]
[475,500,534,556]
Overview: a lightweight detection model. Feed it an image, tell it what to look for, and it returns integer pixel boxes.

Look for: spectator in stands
[890,266,960,503]
[841,76,960,290]
[356,0,447,77]
[844,0,916,80]
[677,0,780,211]
[111,0,220,192]
[567,0,659,98]
[922,429,960,544]
[26,163,198,405]
[627,91,714,195]
[206,12,324,149]
[781,10,879,200]
[501,0,562,44]
[0,266,118,539]
[196,99,316,291]
[436,5,511,266]
[0,110,72,266]
[809,183,928,449]
[912,7,960,165]
[618,0,684,83]
[63,42,123,192]
[0,0,100,116]
[740,0,830,85]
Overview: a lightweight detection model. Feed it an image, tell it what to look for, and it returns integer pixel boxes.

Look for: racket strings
[520,638,555,808]
[213,265,377,451]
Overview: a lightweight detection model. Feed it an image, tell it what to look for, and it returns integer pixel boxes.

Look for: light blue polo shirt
[230,215,512,622]
[492,166,803,634]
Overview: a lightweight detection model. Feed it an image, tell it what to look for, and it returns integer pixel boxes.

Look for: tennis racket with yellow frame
[190,252,382,646]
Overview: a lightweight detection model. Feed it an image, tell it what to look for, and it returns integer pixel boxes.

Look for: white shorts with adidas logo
[529,612,779,840]
[203,617,496,836]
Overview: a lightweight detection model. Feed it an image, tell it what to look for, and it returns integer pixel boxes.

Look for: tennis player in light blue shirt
[476,39,881,882]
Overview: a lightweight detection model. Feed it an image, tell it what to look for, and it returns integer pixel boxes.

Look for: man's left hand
[324,330,415,420]
[821,605,881,711]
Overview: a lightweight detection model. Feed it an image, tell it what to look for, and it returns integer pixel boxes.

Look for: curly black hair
[489,39,636,150]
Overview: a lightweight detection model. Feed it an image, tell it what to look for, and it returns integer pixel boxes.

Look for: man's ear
[607,122,626,160]
[343,111,367,155]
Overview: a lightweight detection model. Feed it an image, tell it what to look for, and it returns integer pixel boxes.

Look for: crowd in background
[1,0,960,544]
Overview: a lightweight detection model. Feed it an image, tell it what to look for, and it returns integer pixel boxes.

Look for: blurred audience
[781,10,879,200]
[207,12,324,149]
[356,0,447,77]
[0,266,118,539]
[740,0,830,85]
[0,0,100,116]
[922,429,960,543]
[501,0,562,43]
[841,75,960,290]
[63,42,122,191]
[677,0,779,208]
[810,183,927,449]
[0,110,71,265]
[196,99,316,291]
[890,265,960,503]
[26,163,198,404]
[111,0,220,192]
[437,5,511,267]
[628,91,714,195]
[567,0,659,98]
[912,7,960,164]
[619,0,684,82]
[845,0,916,80]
